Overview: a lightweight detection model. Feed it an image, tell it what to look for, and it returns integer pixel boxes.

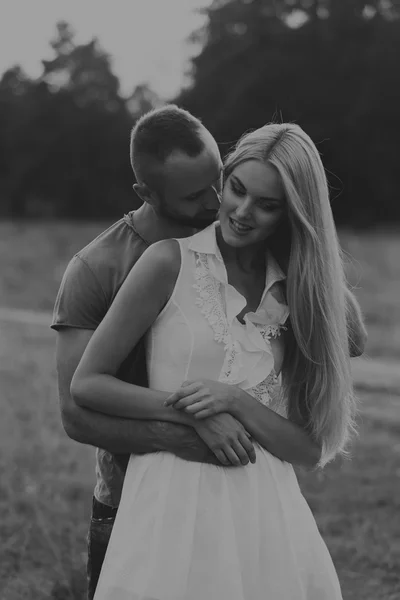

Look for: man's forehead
[164,145,221,170]
[163,149,222,192]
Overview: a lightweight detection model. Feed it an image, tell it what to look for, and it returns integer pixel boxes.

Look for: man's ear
[133,183,157,206]
[133,183,154,204]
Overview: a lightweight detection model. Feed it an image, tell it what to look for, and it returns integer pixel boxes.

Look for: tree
[0,21,137,219]
[177,0,400,226]
[41,21,124,112]
[127,83,163,119]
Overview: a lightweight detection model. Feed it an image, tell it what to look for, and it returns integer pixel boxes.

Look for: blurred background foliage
[1,0,399,225]
[2,5,400,598]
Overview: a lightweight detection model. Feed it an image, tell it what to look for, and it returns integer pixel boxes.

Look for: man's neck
[132,203,197,244]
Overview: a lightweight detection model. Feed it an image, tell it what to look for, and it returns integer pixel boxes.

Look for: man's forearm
[65,402,169,453]
[63,402,217,463]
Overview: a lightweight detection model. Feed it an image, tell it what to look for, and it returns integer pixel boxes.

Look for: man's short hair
[130,104,206,187]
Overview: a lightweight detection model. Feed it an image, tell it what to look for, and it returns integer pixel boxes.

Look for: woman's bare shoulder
[120,239,181,312]
[106,238,182,323]
[140,239,181,278]
[147,238,181,259]
[121,238,182,303]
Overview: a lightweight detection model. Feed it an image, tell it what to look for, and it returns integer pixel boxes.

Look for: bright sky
[0,0,212,99]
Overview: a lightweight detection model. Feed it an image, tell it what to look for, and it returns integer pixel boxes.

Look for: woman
[71,123,357,599]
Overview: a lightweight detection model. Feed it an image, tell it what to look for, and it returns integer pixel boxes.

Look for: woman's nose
[235,197,252,219]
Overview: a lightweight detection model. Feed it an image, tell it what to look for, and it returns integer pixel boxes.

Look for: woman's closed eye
[230,180,246,197]
[257,199,280,212]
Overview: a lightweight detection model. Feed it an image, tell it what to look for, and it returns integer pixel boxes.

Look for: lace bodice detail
[146,223,289,415]
[194,248,287,405]
[193,252,243,383]
[191,224,289,410]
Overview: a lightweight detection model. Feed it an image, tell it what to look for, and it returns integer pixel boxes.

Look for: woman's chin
[220,221,252,247]
[227,235,247,247]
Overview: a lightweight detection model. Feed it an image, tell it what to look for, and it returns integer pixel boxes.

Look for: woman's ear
[133,183,156,206]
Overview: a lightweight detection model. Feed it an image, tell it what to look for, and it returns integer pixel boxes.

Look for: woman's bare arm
[70,239,194,427]
[57,327,216,462]
[231,390,321,468]
[166,378,321,468]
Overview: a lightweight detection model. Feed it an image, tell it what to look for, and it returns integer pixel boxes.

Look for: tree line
[1,2,399,226]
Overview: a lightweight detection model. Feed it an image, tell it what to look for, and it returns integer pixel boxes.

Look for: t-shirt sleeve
[51,255,108,331]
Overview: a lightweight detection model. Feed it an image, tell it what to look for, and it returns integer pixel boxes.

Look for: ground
[0,220,399,599]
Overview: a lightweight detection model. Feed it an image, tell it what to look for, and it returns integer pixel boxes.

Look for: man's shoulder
[52,213,150,331]
[76,212,149,281]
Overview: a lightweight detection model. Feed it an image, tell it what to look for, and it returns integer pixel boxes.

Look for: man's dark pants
[87,496,117,600]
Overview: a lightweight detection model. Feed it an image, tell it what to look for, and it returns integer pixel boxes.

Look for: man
[52,105,367,598]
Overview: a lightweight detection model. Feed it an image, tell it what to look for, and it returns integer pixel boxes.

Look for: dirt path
[1,306,399,394]
[0,306,51,326]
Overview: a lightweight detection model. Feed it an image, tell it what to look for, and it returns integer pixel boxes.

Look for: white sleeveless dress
[94,223,343,600]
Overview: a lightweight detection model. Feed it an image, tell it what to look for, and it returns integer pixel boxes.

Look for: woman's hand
[194,413,256,466]
[165,380,240,419]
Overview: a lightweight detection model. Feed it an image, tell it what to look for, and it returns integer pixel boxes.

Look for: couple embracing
[53,105,367,599]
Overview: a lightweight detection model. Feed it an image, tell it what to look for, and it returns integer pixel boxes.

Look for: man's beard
[159,206,219,230]
[185,213,218,229]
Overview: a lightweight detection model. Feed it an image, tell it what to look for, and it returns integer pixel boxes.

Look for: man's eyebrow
[185,170,223,198]
[231,174,282,203]
[184,186,207,198]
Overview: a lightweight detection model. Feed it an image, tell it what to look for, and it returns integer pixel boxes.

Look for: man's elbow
[60,403,85,443]
[61,375,94,444]
[70,372,90,409]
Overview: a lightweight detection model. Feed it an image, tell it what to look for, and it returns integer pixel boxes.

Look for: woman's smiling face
[219,160,286,248]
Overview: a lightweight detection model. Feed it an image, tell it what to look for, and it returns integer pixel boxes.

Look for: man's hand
[165,379,239,419]
[194,412,256,467]
[56,328,217,464]
[56,329,254,467]
[156,421,220,465]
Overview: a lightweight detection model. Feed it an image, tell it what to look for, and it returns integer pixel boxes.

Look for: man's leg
[87,497,118,600]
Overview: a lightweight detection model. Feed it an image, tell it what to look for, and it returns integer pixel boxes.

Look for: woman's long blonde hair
[224,123,357,467]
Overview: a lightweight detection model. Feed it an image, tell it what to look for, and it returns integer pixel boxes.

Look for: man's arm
[53,249,216,462]
[345,286,368,358]
[56,327,216,463]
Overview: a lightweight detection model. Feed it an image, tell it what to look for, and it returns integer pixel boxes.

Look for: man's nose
[203,186,221,210]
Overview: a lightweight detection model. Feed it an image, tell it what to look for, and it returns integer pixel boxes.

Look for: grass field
[1,220,400,599]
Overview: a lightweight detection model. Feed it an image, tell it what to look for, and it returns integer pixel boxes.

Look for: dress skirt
[94,445,342,600]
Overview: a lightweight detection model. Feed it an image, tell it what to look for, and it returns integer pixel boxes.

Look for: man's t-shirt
[51,212,150,507]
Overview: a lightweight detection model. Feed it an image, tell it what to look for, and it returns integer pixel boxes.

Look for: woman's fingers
[193,408,214,419]
[184,399,210,413]
[164,382,203,406]
[181,380,194,387]
[173,391,205,410]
